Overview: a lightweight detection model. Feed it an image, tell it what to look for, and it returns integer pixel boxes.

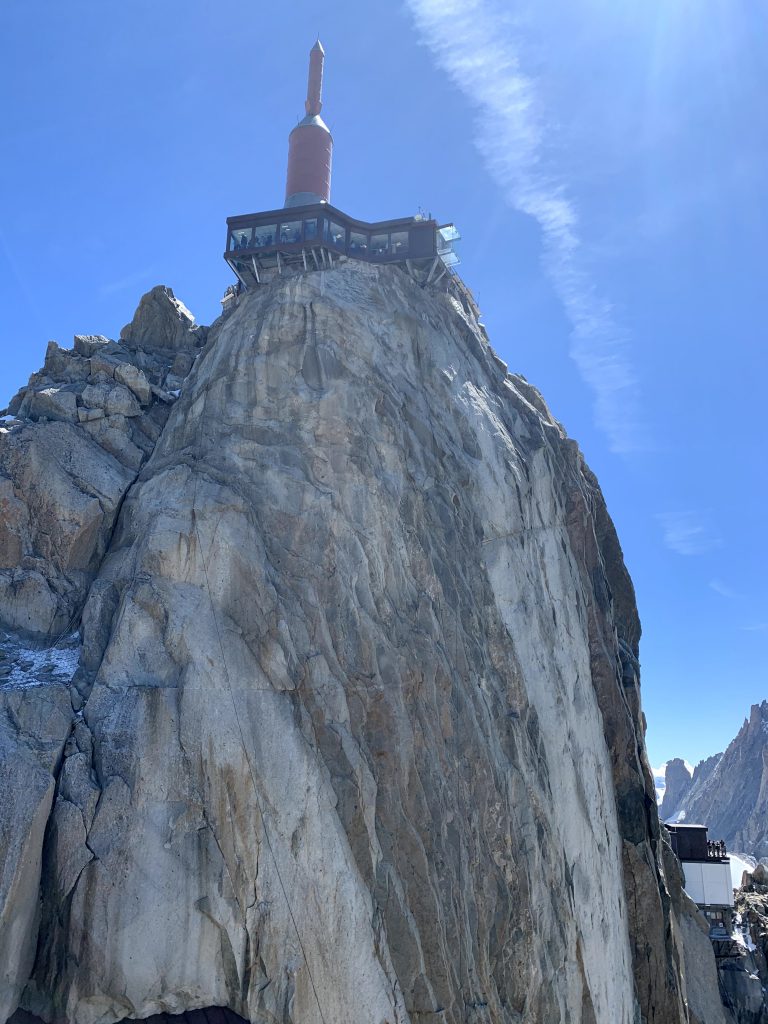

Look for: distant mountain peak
[659,704,768,857]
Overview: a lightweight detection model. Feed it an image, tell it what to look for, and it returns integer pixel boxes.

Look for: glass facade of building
[225,204,460,284]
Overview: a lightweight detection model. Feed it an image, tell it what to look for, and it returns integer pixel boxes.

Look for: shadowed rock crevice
[9,1008,249,1024]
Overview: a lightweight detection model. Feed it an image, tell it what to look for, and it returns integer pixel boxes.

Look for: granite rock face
[730,872,768,1023]
[119,285,206,354]
[0,670,73,1023]
[0,286,205,638]
[0,286,204,1023]
[660,759,694,821]
[665,704,768,858]
[0,263,714,1024]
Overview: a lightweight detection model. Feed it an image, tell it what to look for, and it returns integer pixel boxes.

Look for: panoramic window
[370,233,388,256]
[304,218,319,241]
[325,221,346,248]
[253,224,277,247]
[390,231,409,254]
[349,231,368,253]
[279,221,302,243]
[229,229,252,251]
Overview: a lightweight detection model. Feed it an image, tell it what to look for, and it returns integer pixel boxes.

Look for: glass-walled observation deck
[225,202,460,288]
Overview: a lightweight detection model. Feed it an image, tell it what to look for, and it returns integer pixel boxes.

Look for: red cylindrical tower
[285,40,333,208]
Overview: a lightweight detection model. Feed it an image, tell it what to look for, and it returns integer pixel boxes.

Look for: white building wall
[682,860,734,907]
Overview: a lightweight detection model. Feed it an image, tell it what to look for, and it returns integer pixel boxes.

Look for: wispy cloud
[740,623,768,633]
[709,578,741,600]
[405,0,647,453]
[655,511,721,556]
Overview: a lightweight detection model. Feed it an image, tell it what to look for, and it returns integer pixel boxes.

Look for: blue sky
[1,0,765,767]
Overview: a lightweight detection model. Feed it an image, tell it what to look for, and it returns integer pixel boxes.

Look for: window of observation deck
[230,228,252,251]
[253,224,277,247]
[390,231,408,255]
[325,221,346,248]
[349,231,368,254]
[279,221,302,243]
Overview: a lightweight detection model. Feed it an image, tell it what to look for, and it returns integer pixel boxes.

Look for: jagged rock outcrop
[694,753,725,793]
[0,263,719,1024]
[738,870,768,961]
[664,704,768,857]
[661,759,694,821]
[119,285,206,356]
[718,961,767,1024]
[0,287,204,1021]
[0,286,205,638]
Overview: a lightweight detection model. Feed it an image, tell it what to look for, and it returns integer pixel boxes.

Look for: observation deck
[225,202,460,289]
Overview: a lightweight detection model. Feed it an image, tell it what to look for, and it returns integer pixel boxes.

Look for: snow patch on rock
[731,852,757,889]
[0,631,80,688]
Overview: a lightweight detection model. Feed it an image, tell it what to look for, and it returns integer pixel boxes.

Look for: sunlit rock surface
[659,758,694,822]
[0,265,709,1023]
[0,286,204,637]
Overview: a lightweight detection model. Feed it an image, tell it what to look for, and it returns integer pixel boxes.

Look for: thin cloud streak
[655,511,721,556]
[709,579,741,600]
[406,0,647,453]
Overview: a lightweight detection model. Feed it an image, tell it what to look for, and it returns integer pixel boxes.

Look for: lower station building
[666,823,734,935]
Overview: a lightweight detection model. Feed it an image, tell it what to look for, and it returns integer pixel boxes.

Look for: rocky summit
[0,264,725,1024]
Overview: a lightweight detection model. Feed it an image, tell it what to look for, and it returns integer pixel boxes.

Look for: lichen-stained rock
[0,262,690,1024]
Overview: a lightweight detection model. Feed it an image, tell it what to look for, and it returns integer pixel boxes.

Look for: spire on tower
[306,38,325,116]
[285,39,333,208]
